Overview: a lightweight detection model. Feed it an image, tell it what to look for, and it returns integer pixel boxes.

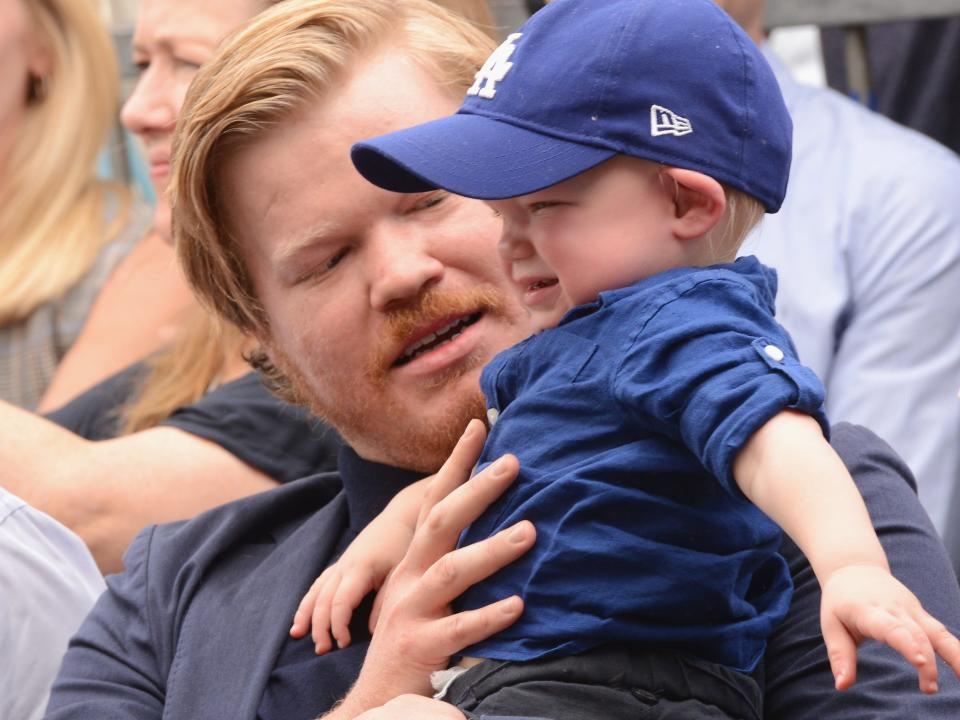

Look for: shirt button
[764,344,785,362]
[486,407,500,425]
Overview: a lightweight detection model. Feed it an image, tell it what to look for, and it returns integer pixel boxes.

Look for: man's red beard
[264,284,516,472]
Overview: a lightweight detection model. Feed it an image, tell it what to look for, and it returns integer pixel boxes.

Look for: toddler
[293,1,960,716]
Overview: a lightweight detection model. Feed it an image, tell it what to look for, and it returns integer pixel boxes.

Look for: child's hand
[290,513,414,654]
[820,563,960,693]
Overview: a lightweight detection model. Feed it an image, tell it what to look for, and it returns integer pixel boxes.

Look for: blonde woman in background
[0,0,194,411]
[0,0,496,575]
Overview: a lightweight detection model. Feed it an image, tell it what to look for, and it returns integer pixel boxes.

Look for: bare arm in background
[38,232,194,413]
[0,400,276,573]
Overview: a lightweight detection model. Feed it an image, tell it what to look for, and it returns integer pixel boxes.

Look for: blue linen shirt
[456,257,828,673]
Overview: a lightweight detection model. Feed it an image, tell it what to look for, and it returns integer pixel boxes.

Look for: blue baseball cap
[352,0,792,212]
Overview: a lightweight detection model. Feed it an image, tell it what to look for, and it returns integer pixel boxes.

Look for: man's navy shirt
[457,257,828,672]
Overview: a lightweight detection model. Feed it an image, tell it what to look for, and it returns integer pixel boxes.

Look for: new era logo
[650,105,693,137]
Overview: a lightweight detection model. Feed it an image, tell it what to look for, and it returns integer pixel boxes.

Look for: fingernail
[509,523,528,543]
[492,456,511,477]
[501,596,521,614]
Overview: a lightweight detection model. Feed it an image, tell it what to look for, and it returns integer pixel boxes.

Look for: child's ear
[660,167,726,240]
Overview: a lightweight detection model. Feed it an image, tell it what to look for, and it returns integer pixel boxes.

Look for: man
[1,487,104,720]
[46,1,960,718]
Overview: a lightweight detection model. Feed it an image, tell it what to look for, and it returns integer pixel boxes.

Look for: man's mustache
[367,284,510,382]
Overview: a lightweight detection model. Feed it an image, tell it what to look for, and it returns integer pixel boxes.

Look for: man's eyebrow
[273,221,344,265]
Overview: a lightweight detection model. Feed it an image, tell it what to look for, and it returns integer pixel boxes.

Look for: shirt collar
[337,445,425,531]
[558,256,778,324]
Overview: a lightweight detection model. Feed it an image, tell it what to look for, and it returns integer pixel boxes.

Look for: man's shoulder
[47,472,348,717]
[790,79,960,179]
[134,471,344,581]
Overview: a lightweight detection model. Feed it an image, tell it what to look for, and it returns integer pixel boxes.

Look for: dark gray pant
[443,646,761,720]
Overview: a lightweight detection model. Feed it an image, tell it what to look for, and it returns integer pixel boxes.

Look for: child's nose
[498,231,534,261]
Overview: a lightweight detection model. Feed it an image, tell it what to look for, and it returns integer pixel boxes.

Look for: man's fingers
[406,454,520,573]
[430,595,524,658]
[416,520,535,609]
[821,611,858,690]
[354,694,467,719]
[368,569,392,634]
[417,419,487,527]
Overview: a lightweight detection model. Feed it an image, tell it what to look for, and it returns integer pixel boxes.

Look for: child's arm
[733,410,960,693]
[290,477,427,654]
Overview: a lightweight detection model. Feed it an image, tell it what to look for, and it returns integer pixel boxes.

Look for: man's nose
[368,228,445,311]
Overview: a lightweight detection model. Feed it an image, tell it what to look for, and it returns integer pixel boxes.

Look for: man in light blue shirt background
[720,0,960,544]
[1,488,105,720]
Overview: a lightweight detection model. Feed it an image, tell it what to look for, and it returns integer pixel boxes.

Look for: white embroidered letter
[650,105,693,137]
[468,33,523,99]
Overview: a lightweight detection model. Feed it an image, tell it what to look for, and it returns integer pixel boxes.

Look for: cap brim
[351,113,616,200]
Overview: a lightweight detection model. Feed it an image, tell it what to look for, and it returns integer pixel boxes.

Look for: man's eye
[324,247,349,270]
[134,59,150,73]
[295,248,349,285]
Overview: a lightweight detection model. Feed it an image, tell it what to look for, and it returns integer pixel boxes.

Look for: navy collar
[337,445,425,532]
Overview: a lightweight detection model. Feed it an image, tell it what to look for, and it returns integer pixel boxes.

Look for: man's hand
[326,420,536,718]
[821,563,960,693]
[353,694,466,719]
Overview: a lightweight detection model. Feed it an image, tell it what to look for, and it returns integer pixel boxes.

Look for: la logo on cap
[651,105,693,137]
[467,32,522,100]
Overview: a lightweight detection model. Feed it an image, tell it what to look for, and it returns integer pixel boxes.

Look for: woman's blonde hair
[119,308,247,434]
[0,0,132,324]
[172,0,496,334]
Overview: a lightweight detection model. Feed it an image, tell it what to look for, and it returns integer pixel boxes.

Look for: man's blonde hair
[172,0,496,333]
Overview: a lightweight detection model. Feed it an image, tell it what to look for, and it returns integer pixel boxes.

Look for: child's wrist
[820,559,891,586]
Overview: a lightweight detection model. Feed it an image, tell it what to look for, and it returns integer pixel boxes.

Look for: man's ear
[661,167,726,240]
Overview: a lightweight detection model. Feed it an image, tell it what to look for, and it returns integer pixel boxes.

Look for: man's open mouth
[394,312,483,367]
